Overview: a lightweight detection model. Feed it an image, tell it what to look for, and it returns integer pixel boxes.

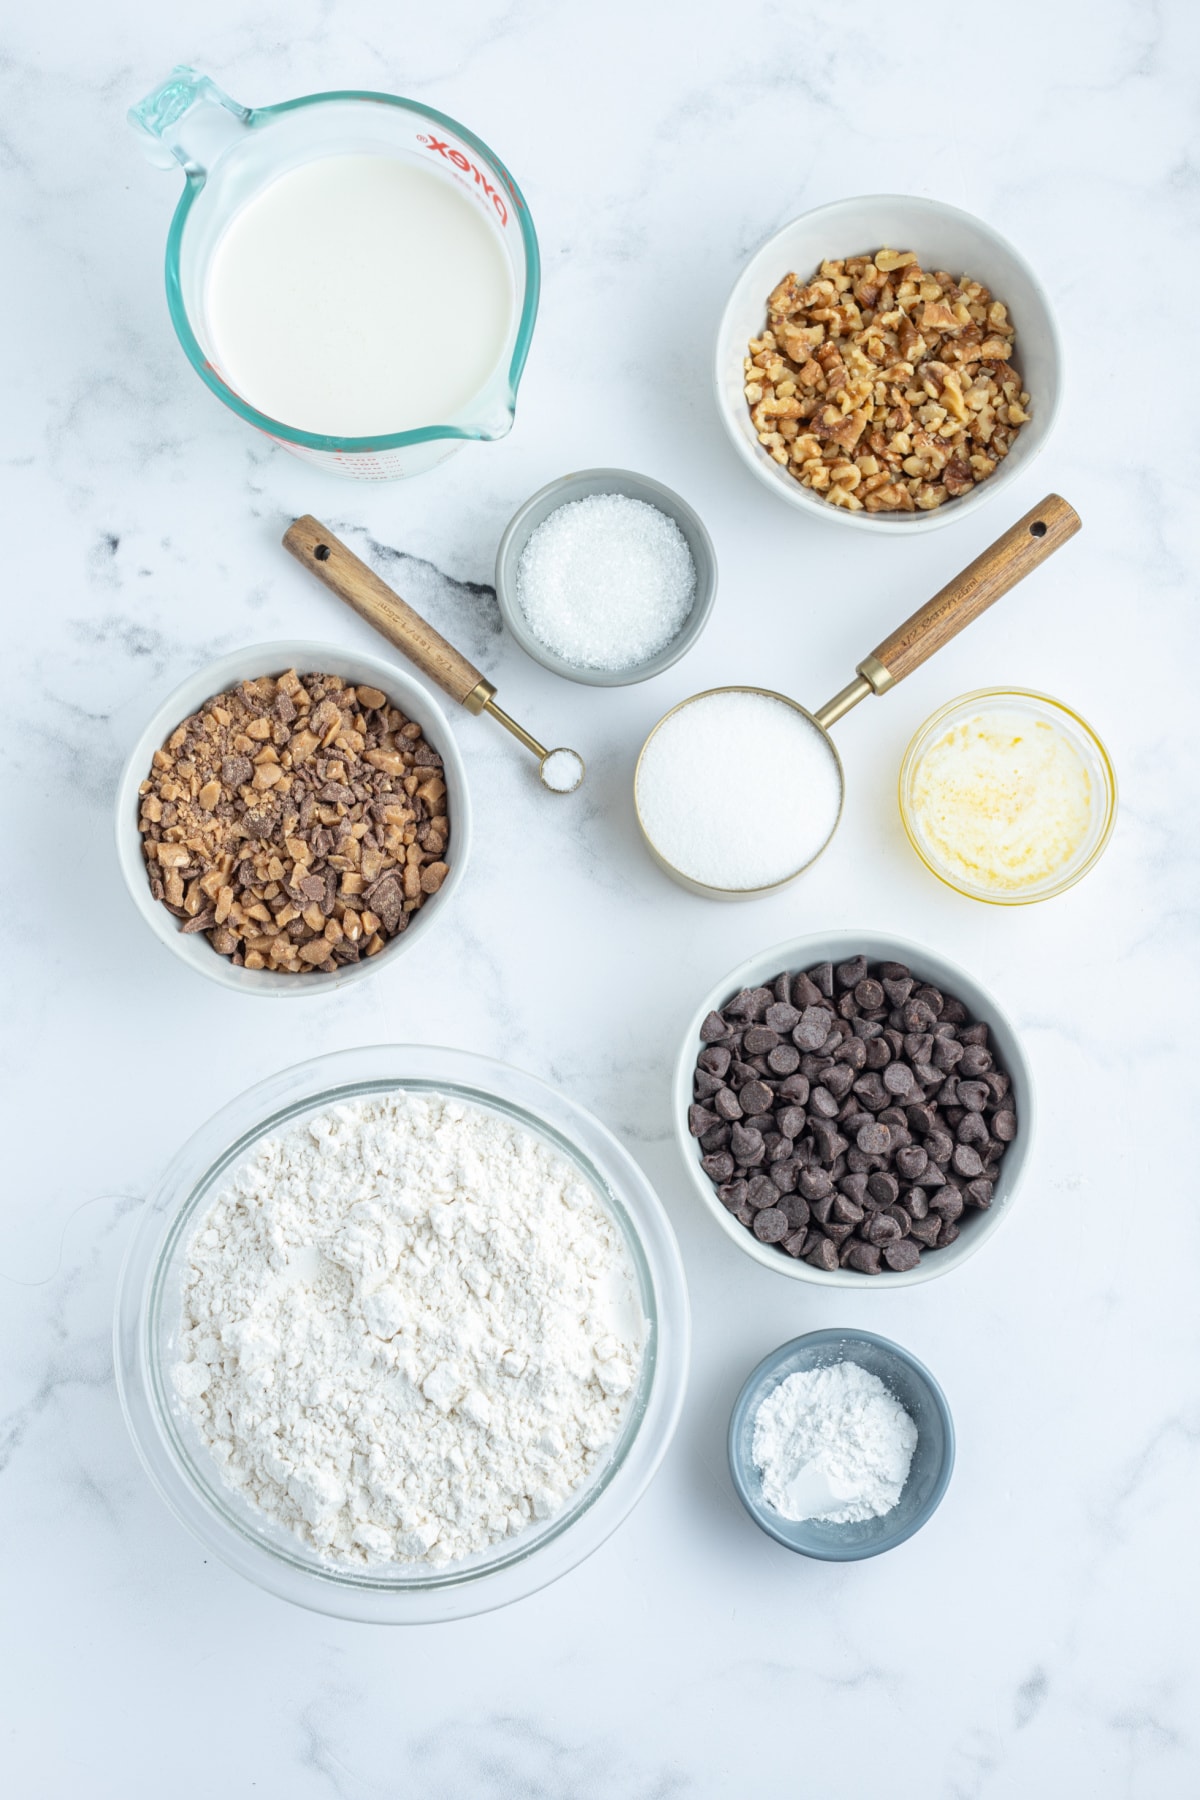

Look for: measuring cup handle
[865,495,1081,689]
[283,516,489,709]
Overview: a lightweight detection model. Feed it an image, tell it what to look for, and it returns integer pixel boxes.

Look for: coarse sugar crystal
[636,690,842,889]
[515,492,696,672]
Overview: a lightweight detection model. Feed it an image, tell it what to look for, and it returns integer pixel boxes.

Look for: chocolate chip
[699,1124,731,1152]
[993,1110,1017,1142]
[688,1104,718,1137]
[791,972,824,1008]
[701,1152,734,1182]
[835,956,868,990]
[698,1044,731,1076]
[726,986,772,1020]
[854,977,885,1010]
[753,1207,789,1243]
[833,1035,867,1071]
[957,1080,990,1112]
[793,1006,832,1051]
[843,1240,882,1275]
[804,1235,839,1271]
[765,1002,801,1033]
[895,1144,929,1180]
[964,1178,994,1209]
[739,1079,773,1116]
[776,1073,810,1105]
[952,1144,984,1178]
[867,1170,900,1206]
[743,1025,781,1054]
[767,1044,801,1076]
[730,1125,765,1165]
[713,1088,743,1121]
[700,1011,730,1043]
[782,1228,810,1258]
[856,1121,891,1155]
[883,1240,921,1272]
[718,1180,749,1211]
[821,1064,856,1100]
[747,1175,781,1210]
[809,962,834,998]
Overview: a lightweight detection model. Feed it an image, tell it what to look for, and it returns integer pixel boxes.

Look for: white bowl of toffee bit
[714,194,1062,531]
[674,933,1034,1287]
[115,643,470,993]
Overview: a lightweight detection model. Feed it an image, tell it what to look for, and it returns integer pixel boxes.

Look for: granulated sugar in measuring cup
[129,68,539,478]
[638,691,843,888]
[635,497,1081,897]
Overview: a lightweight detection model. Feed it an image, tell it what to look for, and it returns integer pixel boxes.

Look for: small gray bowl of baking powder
[728,1329,955,1560]
[494,469,717,687]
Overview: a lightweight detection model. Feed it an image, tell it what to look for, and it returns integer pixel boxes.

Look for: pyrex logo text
[417,134,509,225]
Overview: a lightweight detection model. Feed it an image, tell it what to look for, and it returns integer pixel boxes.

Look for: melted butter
[910,708,1093,893]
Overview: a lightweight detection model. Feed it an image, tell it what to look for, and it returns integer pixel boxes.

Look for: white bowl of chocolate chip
[674,932,1034,1287]
[114,642,470,994]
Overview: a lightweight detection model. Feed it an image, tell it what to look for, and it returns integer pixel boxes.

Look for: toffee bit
[137,670,450,974]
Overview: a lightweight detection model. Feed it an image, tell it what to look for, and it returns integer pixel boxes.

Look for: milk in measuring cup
[205,154,514,438]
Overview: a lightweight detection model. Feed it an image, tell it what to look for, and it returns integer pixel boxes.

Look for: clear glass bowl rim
[165,89,541,451]
[113,1045,690,1624]
[898,686,1118,905]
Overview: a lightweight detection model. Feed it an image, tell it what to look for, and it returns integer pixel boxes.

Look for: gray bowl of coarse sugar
[494,469,718,687]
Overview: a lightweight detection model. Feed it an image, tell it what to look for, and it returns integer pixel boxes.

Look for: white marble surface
[3,2,1198,1793]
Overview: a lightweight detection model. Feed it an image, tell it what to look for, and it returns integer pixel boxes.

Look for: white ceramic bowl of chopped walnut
[114,642,471,994]
[714,194,1062,531]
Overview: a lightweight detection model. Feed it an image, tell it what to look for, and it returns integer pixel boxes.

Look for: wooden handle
[868,495,1081,688]
[282,515,487,708]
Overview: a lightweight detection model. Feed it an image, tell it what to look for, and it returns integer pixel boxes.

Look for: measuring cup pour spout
[129,67,252,177]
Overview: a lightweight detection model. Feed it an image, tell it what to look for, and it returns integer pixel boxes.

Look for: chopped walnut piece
[744,248,1027,515]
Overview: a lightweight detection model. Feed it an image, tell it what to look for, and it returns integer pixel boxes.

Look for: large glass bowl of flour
[115,1047,690,1623]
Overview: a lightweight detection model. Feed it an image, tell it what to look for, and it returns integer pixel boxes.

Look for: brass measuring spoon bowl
[284,516,586,792]
[635,495,1082,898]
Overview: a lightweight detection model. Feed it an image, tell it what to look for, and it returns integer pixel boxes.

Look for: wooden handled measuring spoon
[283,515,585,794]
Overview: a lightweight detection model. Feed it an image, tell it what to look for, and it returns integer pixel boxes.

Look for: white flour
[171,1090,645,1566]
[752,1361,917,1524]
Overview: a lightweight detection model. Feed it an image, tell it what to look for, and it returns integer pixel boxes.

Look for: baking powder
[172,1091,645,1566]
[752,1361,917,1524]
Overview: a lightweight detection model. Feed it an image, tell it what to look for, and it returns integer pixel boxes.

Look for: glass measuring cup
[635,496,1081,897]
[129,67,540,479]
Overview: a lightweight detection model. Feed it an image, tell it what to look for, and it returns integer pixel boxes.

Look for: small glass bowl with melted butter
[899,689,1117,905]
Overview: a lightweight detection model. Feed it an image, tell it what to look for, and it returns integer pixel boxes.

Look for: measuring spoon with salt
[635,494,1080,897]
[284,516,585,794]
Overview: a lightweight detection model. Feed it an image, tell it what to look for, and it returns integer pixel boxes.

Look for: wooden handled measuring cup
[811,493,1081,728]
[635,494,1082,897]
[283,516,585,793]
